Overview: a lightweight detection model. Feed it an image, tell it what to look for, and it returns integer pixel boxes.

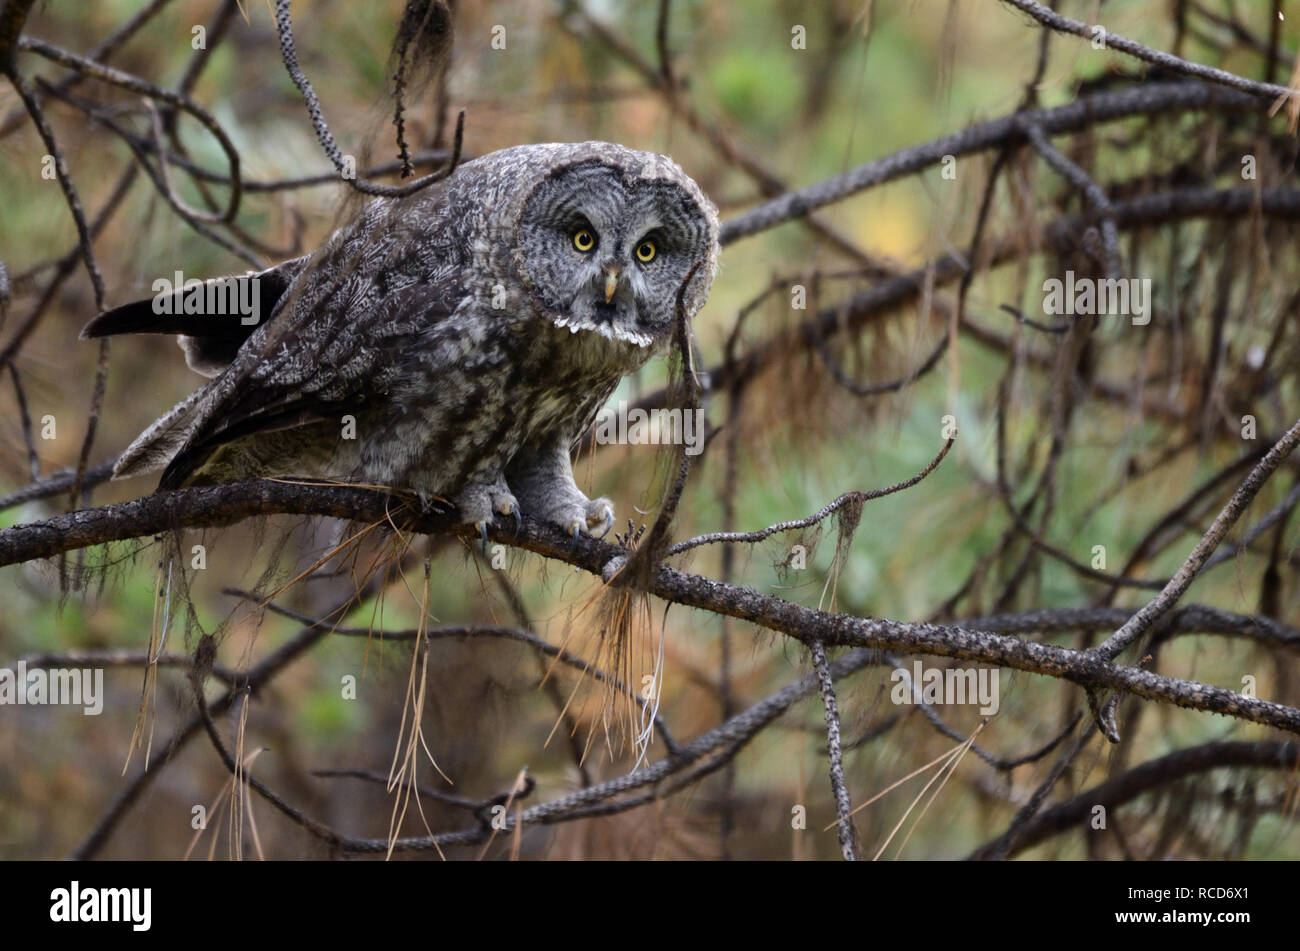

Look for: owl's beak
[603,266,621,303]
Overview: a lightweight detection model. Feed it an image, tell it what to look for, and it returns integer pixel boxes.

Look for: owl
[81,142,719,540]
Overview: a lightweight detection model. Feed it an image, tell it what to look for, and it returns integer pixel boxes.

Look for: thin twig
[810,640,861,860]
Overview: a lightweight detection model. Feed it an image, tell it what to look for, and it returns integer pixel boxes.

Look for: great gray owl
[82,142,719,540]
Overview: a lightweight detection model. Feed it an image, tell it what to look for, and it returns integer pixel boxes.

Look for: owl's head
[503,143,719,352]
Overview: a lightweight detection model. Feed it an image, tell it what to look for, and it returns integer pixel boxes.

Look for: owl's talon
[510,506,522,538]
[584,498,615,539]
[476,520,489,556]
[454,478,518,550]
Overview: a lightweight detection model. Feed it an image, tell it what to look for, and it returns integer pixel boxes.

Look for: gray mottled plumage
[82,142,719,536]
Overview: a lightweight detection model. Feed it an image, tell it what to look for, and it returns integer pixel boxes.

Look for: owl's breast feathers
[391,311,633,491]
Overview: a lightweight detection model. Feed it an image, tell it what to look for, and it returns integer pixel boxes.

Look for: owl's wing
[115,259,466,488]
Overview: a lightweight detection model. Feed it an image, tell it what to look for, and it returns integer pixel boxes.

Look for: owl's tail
[84,258,310,483]
[112,388,207,481]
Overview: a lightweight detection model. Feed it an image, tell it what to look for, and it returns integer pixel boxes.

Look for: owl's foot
[506,440,615,540]
[562,497,615,540]
[413,489,450,515]
[453,479,520,553]
[586,497,615,538]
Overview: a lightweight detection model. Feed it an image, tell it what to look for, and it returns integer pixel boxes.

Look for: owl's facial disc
[515,160,713,352]
[557,230,651,347]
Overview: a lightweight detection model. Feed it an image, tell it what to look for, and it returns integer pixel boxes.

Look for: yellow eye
[572,229,596,252]
[635,240,657,263]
